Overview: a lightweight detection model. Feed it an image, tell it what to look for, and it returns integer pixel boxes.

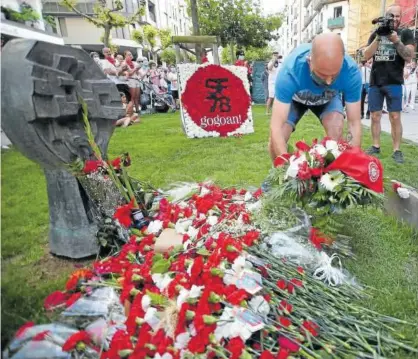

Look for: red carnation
[274,153,291,167]
[278,336,300,352]
[83,160,102,174]
[279,316,292,328]
[290,278,303,288]
[279,300,293,314]
[225,337,245,359]
[295,141,311,152]
[226,289,248,305]
[66,292,82,307]
[260,350,275,359]
[392,182,402,192]
[15,322,35,338]
[62,331,91,352]
[297,266,305,275]
[33,330,50,341]
[302,320,320,337]
[276,279,287,290]
[111,157,121,169]
[113,198,135,228]
[253,188,263,199]
[44,291,69,310]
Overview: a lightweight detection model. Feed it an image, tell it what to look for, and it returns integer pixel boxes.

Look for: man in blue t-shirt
[269,33,362,160]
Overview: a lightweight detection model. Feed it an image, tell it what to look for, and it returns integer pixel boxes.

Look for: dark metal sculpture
[1,39,124,258]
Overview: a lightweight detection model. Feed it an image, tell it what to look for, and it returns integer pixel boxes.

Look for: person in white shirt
[404,61,417,111]
[266,51,282,115]
[360,60,371,119]
[166,65,179,108]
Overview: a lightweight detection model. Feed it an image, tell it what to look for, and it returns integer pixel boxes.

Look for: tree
[61,0,145,48]
[132,26,173,61]
[160,48,176,64]
[221,45,271,64]
[196,0,282,63]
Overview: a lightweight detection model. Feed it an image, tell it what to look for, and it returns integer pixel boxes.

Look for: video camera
[372,14,395,36]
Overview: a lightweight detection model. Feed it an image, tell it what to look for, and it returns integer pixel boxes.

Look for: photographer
[266,51,282,115]
[363,4,415,164]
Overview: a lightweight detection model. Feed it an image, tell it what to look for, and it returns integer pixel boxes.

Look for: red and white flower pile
[8,183,418,358]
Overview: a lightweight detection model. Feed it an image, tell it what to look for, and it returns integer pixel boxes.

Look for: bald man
[363,4,415,164]
[269,33,362,160]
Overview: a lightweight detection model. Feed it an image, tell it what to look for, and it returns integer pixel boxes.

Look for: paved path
[361,109,418,144]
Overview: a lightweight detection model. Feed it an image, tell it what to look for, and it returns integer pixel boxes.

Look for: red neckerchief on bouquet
[325,147,384,193]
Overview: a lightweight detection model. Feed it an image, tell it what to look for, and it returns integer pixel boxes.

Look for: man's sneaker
[366,146,381,155]
[392,150,404,164]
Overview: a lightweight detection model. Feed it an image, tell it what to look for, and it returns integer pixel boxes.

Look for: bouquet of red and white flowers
[267,138,384,237]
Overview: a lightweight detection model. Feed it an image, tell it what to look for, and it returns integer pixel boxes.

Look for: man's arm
[388,31,415,62]
[363,32,379,61]
[269,99,291,159]
[267,59,275,71]
[345,101,362,147]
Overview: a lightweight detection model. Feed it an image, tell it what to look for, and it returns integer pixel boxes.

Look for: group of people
[269,4,416,165]
[90,48,179,127]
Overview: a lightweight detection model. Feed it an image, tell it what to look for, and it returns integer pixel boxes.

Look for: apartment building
[42,0,191,56]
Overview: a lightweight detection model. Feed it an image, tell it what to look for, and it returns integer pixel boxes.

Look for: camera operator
[363,4,415,164]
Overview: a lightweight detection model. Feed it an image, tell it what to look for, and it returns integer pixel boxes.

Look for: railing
[328,16,345,29]
[42,1,95,15]
[313,0,341,12]
[303,13,315,29]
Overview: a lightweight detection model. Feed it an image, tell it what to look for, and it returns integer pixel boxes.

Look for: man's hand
[269,99,291,160]
[387,31,400,44]
[345,101,362,148]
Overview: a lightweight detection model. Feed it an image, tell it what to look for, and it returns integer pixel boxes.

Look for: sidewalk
[361,109,418,144]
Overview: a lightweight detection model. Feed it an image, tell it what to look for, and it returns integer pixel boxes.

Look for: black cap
[236,50,245,57]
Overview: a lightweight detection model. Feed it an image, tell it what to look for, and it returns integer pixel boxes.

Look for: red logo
[181,65,251,137]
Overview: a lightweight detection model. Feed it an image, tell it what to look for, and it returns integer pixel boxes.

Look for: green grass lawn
[2,106,418,353]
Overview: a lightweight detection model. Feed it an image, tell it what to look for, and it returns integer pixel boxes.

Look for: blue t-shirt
[275,44,362,106]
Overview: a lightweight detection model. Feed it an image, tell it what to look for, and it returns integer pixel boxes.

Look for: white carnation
[397,187,410,199]
[320,173,343,192]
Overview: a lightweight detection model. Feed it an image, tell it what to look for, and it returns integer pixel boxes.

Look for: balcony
[303,14,314,29]
[313,0,342,12]
[304,0,312,7]
[43,1,95,15]
[327,16,345,29]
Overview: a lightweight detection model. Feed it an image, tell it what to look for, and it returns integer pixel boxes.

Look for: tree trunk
[190,0,201,63]
[103,25,111,48]
[229,42,235,65]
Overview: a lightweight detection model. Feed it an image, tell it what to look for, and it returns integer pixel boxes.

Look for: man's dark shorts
[368,85,402,113]
[286,94,344,130]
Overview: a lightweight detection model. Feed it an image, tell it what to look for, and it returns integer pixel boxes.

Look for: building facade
[41,0,191,56]
[276,0,416,58]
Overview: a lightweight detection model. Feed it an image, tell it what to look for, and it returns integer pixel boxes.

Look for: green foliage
[196,0,282,49]
[244,46,273,61]
[158,28,172,50]
[160,48,176,65]
[143,25,158,48]
[132,29,144,44]
[43,14,56,29]
[221,45,234,64]
[4,3,40,23]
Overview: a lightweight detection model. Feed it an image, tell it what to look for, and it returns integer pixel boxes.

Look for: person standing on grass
[266,51,282,115]
[269,33,362,161]
[362,4,415,164]
[360,60,371,119]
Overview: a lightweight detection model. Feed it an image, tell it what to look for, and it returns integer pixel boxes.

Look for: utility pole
[380,0,386,16]
[190,0,202,63]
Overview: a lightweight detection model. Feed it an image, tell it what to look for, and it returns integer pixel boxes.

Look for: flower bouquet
[266,138,384,239]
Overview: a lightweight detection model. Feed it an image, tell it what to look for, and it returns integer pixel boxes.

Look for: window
[148,0,156,22]
[58,17,67,37]
[334,6,342,18]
